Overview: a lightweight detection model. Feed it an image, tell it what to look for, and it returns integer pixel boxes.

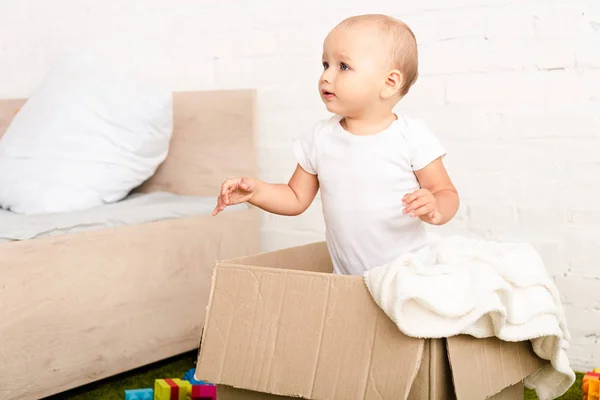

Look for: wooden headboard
[0,90,256,197]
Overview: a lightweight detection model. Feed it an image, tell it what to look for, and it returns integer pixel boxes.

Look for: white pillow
[0,51,172,214]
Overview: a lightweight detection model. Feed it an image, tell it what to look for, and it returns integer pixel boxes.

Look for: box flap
[447,335,546,399]
[196,264,425,399]
[408,339,454,400]
[223,241,333,273]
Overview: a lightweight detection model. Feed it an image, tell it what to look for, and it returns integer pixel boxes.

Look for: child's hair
[337,14,419,96]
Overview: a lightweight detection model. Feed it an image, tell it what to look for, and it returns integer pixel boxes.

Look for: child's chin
[324,103,341,114]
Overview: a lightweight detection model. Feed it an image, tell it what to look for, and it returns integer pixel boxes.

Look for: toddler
[213,14,459,275]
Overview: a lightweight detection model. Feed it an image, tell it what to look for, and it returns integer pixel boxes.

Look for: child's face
[319,25,389,118]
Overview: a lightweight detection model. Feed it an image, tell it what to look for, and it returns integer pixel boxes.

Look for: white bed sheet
[0,192,245,242]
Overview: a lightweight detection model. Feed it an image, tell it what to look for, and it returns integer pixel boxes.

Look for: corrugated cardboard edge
[194,259,223,383]
[488,382,525,400]
[224,241,333,273]
[404,339,427,400]
[217,385,301,399]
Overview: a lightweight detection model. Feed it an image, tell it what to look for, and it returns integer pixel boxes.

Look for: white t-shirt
[293,114,446,275]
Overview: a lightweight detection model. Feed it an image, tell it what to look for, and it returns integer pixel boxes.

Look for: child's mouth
[322,91,335,99]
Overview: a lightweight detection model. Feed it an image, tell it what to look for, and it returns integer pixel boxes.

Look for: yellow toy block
[590,379,600,400]
[154,378,191,400]
[595,368,600,374]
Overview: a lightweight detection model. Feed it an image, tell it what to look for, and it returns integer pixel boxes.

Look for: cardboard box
[195,242,548,399]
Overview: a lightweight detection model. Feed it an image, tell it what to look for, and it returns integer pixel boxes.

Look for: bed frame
[0,90,260,400]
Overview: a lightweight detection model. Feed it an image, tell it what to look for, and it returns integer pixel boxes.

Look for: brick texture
[0,0,598,371]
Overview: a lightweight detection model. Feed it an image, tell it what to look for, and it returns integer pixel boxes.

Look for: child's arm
[213,164,319,216]
[402,157,459,225]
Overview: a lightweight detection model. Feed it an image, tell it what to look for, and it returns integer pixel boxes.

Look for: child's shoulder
[395,113,434,137]
[395,113,446,167]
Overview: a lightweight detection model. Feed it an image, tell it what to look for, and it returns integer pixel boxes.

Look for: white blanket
[363,234,575,400]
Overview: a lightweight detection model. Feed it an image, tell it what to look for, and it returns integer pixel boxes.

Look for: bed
[0,90,260,400]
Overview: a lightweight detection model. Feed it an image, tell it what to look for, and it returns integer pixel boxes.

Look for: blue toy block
[124,388,153,400]
[183,368,210,385]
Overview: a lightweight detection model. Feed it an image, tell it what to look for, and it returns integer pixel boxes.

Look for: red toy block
[190,384,217,400]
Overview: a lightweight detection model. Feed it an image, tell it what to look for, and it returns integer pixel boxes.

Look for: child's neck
[340,112,397,136]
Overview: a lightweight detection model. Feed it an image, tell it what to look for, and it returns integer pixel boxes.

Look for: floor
[42,352,197,400]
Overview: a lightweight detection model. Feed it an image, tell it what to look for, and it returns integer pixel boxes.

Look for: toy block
[584,372,600,400]
[595,368,600,374]
[584,372,600,388]
[154,378,191,400]
[590,379,600,400]
[190,383,217,400]
[124,388,153,400]
[184,368,207,385]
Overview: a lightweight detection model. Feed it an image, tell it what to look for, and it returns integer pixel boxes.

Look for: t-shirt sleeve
[407,119,447,171]
[292,124,320,175]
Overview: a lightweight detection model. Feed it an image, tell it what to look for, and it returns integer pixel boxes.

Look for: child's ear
[381,69,403,99]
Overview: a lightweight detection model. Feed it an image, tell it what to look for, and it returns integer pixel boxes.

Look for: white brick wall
[0,0,598,371]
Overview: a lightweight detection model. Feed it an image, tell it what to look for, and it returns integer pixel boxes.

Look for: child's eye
[340,63,349,70]
[322,62,329,70]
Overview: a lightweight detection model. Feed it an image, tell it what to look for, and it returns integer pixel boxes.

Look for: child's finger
[214,196,224,213]
[220,193,228,207]
[221,181,232,197]
[402,189,426,205]
[223,178,241,194]
[403,197,431,214]
[409,203,435,217]
[402,192,415,204]
[212,201,223,216]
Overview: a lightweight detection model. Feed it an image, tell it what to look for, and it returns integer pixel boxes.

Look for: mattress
[0,192,246,242]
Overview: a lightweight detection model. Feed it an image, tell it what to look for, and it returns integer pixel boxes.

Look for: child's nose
[321,69,333,83]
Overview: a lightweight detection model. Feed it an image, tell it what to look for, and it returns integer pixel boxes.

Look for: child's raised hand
[213,177,256,216]
[402,189,442,225]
